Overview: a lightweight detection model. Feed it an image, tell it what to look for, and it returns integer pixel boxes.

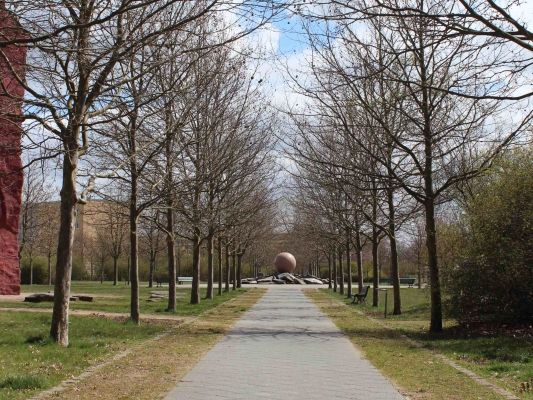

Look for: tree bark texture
[190,233,201,304]
[50,145,78,346]
[338,247,344,295]
[224,242,230,292]
[387,187,401,315]
[237,253,243,288]
[332,248,337,292]
[346,228,352,298]
[206,234,214,299]
[217,237,222,295]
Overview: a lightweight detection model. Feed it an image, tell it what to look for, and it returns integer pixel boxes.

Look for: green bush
[20,257,48,285]
[71,257,88,280]
[447,148,533,324]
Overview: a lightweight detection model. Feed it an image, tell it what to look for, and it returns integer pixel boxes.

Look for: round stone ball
[274,252,297,274]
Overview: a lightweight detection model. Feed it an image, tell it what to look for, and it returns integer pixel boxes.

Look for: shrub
[71,257,88,280]
[20,257,48,285]
[447,149,533,324]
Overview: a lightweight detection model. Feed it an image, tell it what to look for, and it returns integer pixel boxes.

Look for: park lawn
[33,288,267,400]
[0,282,247,316]
[0,312,164,400]
[313,288,532,400]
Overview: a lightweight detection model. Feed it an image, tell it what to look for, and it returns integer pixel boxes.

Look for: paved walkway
[165,287,404,400]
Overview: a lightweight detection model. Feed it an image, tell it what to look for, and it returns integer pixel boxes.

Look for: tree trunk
[346,228,352,298]
[190,233,201,304]
[166,216,176,312]
[113,256,118,286]
[224,242,230,292]
[338,247,344,295]
[50,149,78,346]
[355,230,363,293]
[371,184,380,307]
[237,252,243,288]
[418,20,443,332]
[231,250,236,290]
[332,248,337,292]
[372,229,379,307]
[425,199,442,332]
[206,234,214,299]
[328,253,332,289]
[165,129,176,310]
[390,234,401,315]
[217,237,222,295]
[355,239,365,292]
[387,187,401,315]
[176,240,181,278]
[129,190,140,324]
[128,116,140,323]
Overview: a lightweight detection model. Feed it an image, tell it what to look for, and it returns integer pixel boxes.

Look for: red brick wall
[0,7,27,295]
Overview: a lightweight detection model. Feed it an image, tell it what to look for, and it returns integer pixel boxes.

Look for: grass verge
[0,313,164,400]
[328,288,532,399]
[33,287,266,400]
[306,288,521,400]
[1,282,246,316]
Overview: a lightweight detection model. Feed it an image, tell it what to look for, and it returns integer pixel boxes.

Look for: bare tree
[288,2,530,331]
[19,162,53,285]
[89,200,128,285]
[10,0,280,346]
[139,210,165,288]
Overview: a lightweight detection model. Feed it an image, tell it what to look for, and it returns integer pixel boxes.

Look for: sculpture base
[0,257,20,295]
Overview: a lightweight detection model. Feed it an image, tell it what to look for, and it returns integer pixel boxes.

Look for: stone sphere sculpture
[274,252,297,274]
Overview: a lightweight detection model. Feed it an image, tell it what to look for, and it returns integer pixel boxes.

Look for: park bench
[351,285,370,304]
[177,276,193,285]
[399,277,416,287]
[364,278,417,287]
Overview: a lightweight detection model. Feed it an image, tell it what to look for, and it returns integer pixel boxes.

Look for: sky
[21,1,533,197]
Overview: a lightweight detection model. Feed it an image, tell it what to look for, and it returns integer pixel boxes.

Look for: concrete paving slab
[165,287,404,400]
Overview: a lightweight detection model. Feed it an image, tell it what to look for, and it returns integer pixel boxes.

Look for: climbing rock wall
[0,6,27,295]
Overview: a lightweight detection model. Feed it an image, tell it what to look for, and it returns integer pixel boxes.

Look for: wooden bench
[351,285,370,304]
[177,276,193,285]
[364,278,417,287]
[399,277,416,287]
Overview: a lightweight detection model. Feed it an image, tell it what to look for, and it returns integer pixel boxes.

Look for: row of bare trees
[5,0,282,346]
[286,0,531,333]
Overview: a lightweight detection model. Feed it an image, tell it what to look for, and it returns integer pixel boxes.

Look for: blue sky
[273,19,310,55]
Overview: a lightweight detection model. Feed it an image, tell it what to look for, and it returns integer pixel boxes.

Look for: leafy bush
[71,257,88,280]
[447,149,533,324]
[20,257,48,285]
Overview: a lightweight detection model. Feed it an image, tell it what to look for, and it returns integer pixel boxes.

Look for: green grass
[0,284,250,400]
[0,375,44,390]
[323,288,533,399]
[1,282,247,316]
[0,312,164,400]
